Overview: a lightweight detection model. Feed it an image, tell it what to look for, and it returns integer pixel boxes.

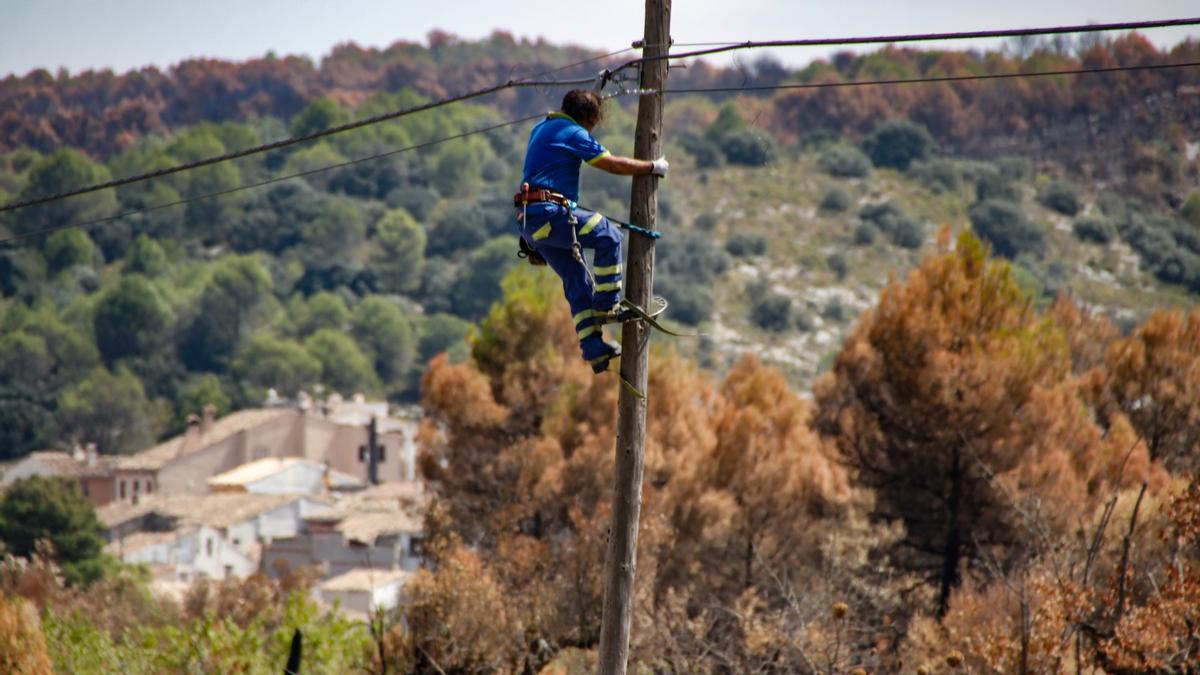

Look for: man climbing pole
[515,89,669,373]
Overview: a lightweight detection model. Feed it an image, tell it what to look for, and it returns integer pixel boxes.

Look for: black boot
[589,341,621,373]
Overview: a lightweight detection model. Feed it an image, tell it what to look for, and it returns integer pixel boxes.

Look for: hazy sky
[2,0,1198,77]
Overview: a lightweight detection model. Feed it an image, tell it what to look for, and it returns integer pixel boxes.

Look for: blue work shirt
[521,112,610,203]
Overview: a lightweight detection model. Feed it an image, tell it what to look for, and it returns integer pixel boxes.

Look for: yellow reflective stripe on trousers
[532,222,552,240]
[593,263,621,276]
[595,281,622,292]
[577,325,598,340]
[572,309,594,326]
[578,212,603,236]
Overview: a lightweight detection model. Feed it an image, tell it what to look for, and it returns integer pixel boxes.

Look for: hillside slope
[1,32,1198,461]
[651,147,1199,388]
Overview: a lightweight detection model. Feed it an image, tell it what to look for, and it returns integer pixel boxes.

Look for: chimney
[185,413,201,438]
[85,443,98,467]
[72,444,86,462]
[201,404,216,434]
[367,416,380,486]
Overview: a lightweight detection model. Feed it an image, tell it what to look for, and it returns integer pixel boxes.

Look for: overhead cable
[661,60,1200,95]
[6,17,1196,216]
[0,75,593,215]
[0,112,544,246]
[613,17,1200,74]
[522,46,635,80]
[4,58,1195,246]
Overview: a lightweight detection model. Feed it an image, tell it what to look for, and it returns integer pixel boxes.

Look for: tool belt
[513,185,571,208]
[513,183,559,267]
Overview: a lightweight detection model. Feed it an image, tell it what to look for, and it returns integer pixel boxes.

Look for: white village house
[262,481,426,579]
[14,396,434,612]
[101,492,333,583]
[102,397,419,505]
[208,456,363,495]
[2,446,116,505]
[316,568,411,620]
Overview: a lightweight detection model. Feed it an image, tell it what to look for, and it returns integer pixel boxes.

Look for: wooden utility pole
[598,1,670,673]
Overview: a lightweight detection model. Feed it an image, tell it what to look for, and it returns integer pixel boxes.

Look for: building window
[206,538,214,557]
[224,564,234,578]
[358,445,367,462]
[378,445,386,462]
[119,481,126,499]
[409,536,422,557]
[147,481,153,494]
[81,482,89,497]
[133,480,140,494]
[232,537,241,547]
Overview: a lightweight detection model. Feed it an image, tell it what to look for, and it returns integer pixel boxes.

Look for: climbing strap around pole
[618,373,646,400]
[620,221,662,239]
[575,204,662,239]
[619,298,702,337]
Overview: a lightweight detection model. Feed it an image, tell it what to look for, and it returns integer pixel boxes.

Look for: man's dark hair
[562,89,604,126]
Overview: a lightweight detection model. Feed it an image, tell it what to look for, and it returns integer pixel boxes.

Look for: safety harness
[513,182,663,269]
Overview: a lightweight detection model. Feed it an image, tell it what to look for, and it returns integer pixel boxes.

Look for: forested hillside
[1,28,1199,673]
[1,31,1198,462]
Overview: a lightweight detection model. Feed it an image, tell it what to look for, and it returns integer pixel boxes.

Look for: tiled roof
[207,457,362,490]
[319,567,410,593]
[357,480,427,503]
[115,408,296,471]
[305,488,425,544]
[11,451,113,478]
[104,527,198,555]
[99,492,329,530]
[336,510,423,544]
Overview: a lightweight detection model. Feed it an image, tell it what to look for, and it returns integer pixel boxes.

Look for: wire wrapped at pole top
[593,68,613,92]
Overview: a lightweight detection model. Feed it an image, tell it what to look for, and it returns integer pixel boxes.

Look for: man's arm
[591,154,668,177]
[590,154,653,176]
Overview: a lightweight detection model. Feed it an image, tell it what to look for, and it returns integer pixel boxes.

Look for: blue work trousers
[519,203,623,364]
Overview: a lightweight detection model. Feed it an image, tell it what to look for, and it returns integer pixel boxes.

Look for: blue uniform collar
[547,111,580,125]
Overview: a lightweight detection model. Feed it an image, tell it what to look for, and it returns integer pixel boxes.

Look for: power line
[1,46,641,217]
[661,60,1200,95]
[5,17,1195,217]
[522,46,636,80]
[5,58,1195,247]
[0,75,592,215]
[0,112,544,246]
[613,17,1200,73]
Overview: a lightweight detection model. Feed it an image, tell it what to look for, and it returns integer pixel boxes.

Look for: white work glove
[650,157,670,177]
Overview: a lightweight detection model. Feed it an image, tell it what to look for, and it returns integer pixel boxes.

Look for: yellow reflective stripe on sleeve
[595,281,622,292]
[572,309,594,325]
[531,222,552,241]
[578,212,604,236]
[586,150,611,166]
[589,352,612,365]
[593,264,621,276]
[577,325,599,340]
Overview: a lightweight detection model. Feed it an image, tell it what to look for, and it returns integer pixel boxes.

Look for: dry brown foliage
[410,251,1198,673]
[0,542,172,643]
[813,230,1175,625]
[1084,308,1200,474]
[0,593,53,675]
[900,479,1200,673]
[415,271,905,673]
